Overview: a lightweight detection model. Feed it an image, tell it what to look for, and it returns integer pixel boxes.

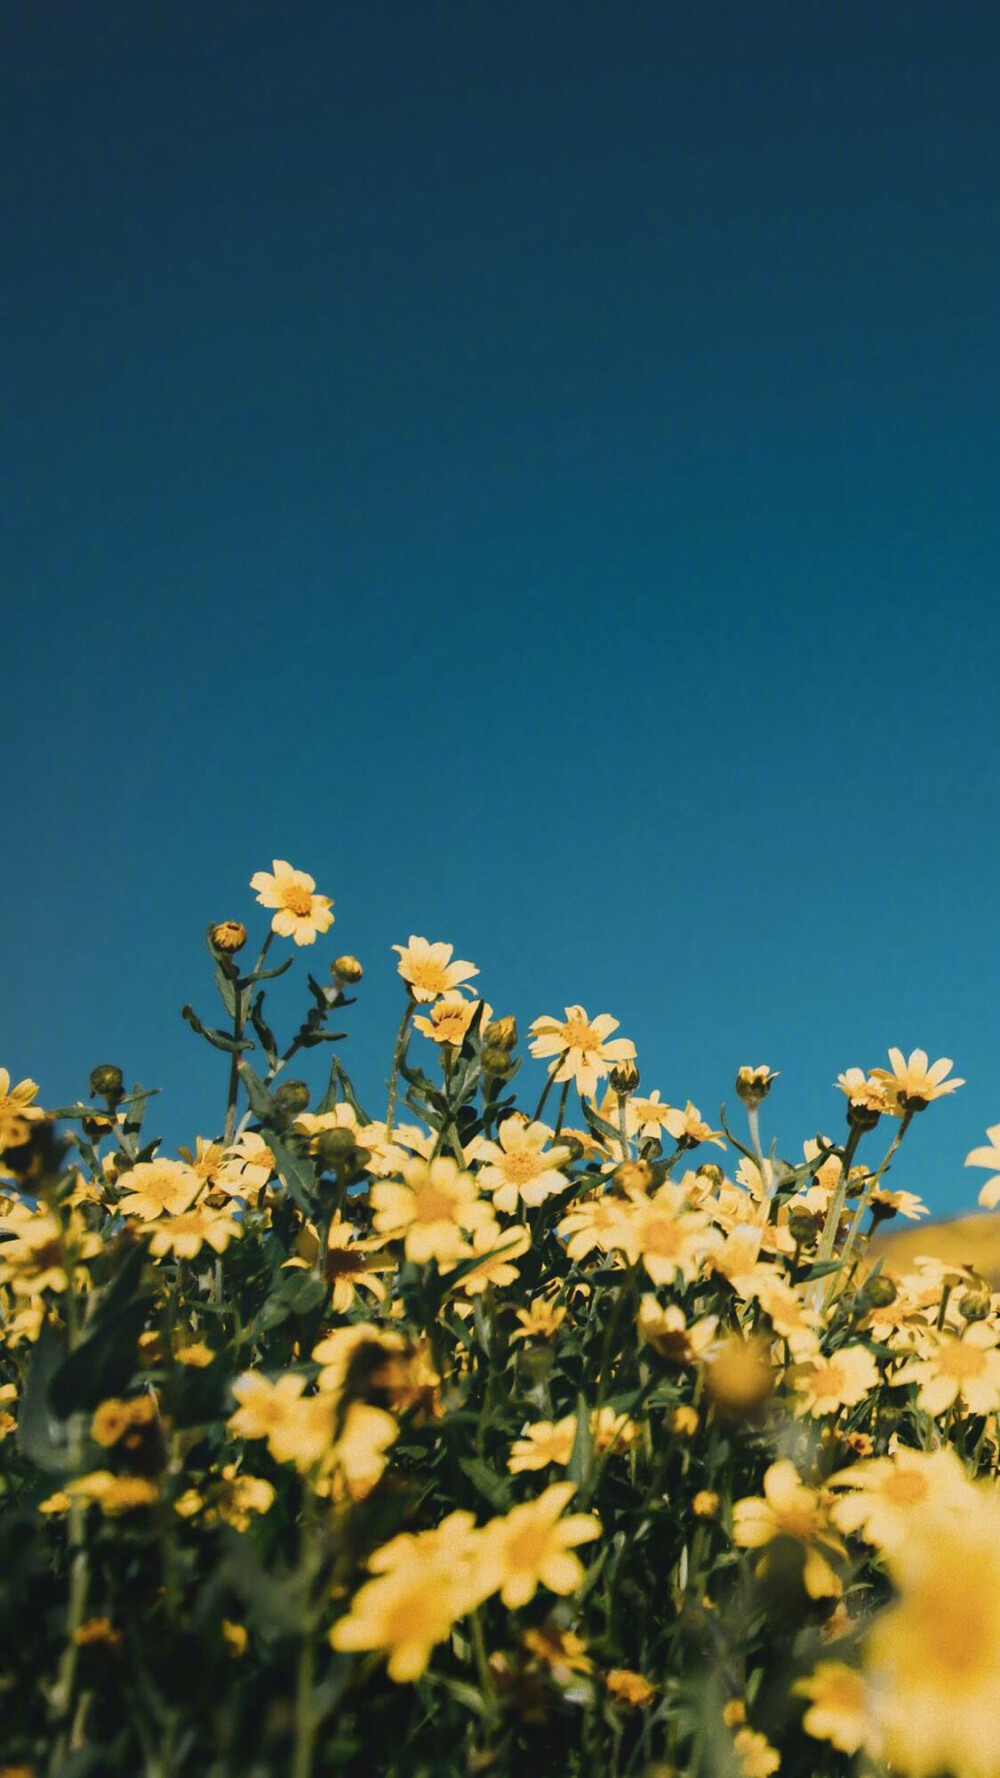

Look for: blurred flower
[604,1668,655,1706]
[476,1482,601,1608]
[863,1482,1000,1778]
[733,1728,780,1777]
[893,1323,1000,1417]
[510,1297,567,1342]
[733,1460,845,1598]
[331,1510,484,1680]
[660,1101,726,1149]
[250,859,334,946]
[794,1346,880,1418]
[827,1446,972,1552]
[143,1205,240,1260]
[0,1069,45,1150]
[508,1416,577,1473]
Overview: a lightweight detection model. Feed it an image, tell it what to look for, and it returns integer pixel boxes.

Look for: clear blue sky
[5,3,999,1214]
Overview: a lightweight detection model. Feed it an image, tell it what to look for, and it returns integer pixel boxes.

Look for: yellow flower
[0,1069,46,1150]
[892,1322,1000,1416]
[370,1156,494,1268]
[629,1191,720,1287]
[835,1068,891,1116]
[222,1620,248,1658]
[870,1047,965,1113]
[310,1322,405,1394]
[605,1668,656,1706]
[733,1728,780,1777]
[117,1158,202,1220]
[704,1334,774,1416]
[792,1660,873,1754]
[143,1204,239,1259]
[177,1136,231,1193]
[628,1090,677,1142]
[295,1104,410,1178]
[68,1472,160,1515]
[522,1623,593,1682]
[794,1345,880,1418]
[750,1275,821,1358]
[413,991,491,1046]
[289,1215,394,1313]
[392,936,478,1002]
[331,1511,483,1681]
[174,1341,215,1368]
[91,1395,156,1447]
[732,1459,845,1599]
[510,1297,567,1343]
[863,1482,1000,1778]
[250,859,334,946]
[966,1124,1000,1210]
[590,1406,640,1454]
[476,1117,572,1213]
[218,1131,275,1196]
[508,1416,578,1474]
[556,1192,634,1261]
[227,1371,322,1466]
[0,1205,101,1294]
[325,1401,398,1501]
[638,1298,720,1363]
[476,1481,601,1609]
[528,1006,636,1099]
[827,1446,972,1554]
[449,1220,530,1297]
[660,1101,726,1149]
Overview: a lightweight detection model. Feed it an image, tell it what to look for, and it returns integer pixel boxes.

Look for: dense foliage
[3,860,1000,1778]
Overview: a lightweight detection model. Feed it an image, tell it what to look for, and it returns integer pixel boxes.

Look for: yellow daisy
[250,859,334,946]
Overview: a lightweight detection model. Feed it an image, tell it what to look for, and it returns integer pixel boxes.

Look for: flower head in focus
[250,860,334,946]
[392,937,478,1002]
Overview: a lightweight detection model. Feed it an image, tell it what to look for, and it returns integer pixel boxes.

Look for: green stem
[532,1069,557,1123]
[385,1002,413,1139]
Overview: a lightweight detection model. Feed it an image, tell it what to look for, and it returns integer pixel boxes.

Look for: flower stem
[385,1002,413,1139]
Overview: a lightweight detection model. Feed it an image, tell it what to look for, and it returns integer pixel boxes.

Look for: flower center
[283,886,314,917]
[506,1522,554,1569]
[560,1018,598,1054]
[411,1184,459,1224]
[939,1341,988,1380]
[409,961,451,995]
[502,1150,544,1184]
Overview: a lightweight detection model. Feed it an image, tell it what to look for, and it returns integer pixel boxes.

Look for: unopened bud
[481,1045,515,1077]
[846,1099,883,1133]
[857,1273,897,1311]
[692,1489,720,1518]
[788,1208,822,1247]
[89,1064,125,1101]
[332,955,363,984]
[315,1128,359,1169]
[273,1079,310,1117]
[210,921,247,955]
[736,1065,779,1110]
[610,1060,640,1096]
[959,1274,993,1322]
[671,1405,699,1438]
[483,1016,518,1051]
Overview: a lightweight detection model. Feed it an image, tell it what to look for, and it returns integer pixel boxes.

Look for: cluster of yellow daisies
[2,860,1000,1778]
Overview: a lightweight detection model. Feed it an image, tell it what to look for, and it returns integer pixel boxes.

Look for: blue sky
[5,3,999,1213]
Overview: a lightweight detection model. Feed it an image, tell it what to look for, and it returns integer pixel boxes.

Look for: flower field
[3,862,1000,1778]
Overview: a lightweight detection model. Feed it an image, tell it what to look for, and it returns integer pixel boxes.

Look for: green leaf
[568,1392,595,1491]
[238,1060,279,1123]
[267,1131,319,1215]
[458,1455,512,1512]
[19,1321,79,1473]
[181,1005,252,1053]
[249,991,279,1068]
[49,1243,153,1416]
[213,964,239,1019]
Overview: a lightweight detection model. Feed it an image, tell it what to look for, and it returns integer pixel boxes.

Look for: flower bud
[332,955,364,984]
[735,1065,779,1109]
[315,1128,359,1171]
[89,1064,125,1102]
[481,1044,516,1077]
[273,1079,310,1117]
[787,1208,822,1248]
[958,1273,993,1322]
[610,1060,640,1096]
[857,1272,897,1311]
[671,1405,699,1438]
[210,921,247,955]
[692,1489,720,1518]
[483,1015,518,1051]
